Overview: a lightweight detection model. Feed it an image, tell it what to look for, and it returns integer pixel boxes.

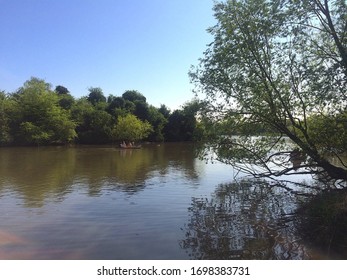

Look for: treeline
[0,77,202,146]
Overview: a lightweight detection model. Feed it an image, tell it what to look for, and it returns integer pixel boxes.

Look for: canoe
[120,144,142,149]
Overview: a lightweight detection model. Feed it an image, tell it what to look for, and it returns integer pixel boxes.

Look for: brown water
[0,143,321,259]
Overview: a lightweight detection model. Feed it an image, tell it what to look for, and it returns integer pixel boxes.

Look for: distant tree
[55,85,69,95]
[134,100,150,121]
[71,97,94,126]
[158,104,171,119]
[107,95,125,113]
[147,105,167,141]
[87,87,106,105]
[182,99,202,116]
[71,98,112,144]
[1,78,204,145]
[58,93,75,110]
[0,91,12,144]
[164,109,196,141]
[84,110,113,144]
[163,99,202,142]
[9,77,76,145]
[122,90,146,103]
[124,100,136,113]
[112,114,152,142]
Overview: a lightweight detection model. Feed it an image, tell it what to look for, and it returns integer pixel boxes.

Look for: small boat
[120,143,142,149]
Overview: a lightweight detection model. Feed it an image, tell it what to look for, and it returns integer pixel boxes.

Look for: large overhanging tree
[190,0,347,186]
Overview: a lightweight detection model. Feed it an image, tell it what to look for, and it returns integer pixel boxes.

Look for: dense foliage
[191,0,347,184]
[0,77,201,146]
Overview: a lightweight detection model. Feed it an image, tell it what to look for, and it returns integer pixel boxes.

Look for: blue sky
[0,0,216,109]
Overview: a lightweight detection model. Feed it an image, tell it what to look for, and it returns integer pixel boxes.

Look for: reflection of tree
[295,190,347,259]
[155,143,201,181]
[0,143,201,206]
[180,179,310,259]
[0,147,77,207]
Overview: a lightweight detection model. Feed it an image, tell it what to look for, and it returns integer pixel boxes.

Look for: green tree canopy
[107,95,125,113]
[158,104,171,119]
[71,97,113,144]
[112,114,153,142]
[164,110,194,141]
[191,0,347,183]
[0,91,12,144]
[87,87,106,105]
[9,77,77,145]
[147,105,167,142]
[122,90,146,103]
[0,77,198,145]
[55,85,69,95]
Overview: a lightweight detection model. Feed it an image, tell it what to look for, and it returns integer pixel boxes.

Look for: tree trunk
[318,159,347,180]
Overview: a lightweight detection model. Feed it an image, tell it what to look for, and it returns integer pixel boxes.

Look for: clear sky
[0,0,216,109]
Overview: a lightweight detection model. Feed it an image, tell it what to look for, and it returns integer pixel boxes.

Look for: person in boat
[120,141,141,148]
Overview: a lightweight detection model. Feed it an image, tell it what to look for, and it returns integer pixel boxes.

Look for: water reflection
[1,144,334,259]
[180,179,311,259]
[0,143,200,207]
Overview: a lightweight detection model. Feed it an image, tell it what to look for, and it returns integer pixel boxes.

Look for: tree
[147,105,167,142]
[55,85,69,95]
[112,114,152,142]
[58,93,75,110]
[0,91,12,144]
[87,87,106,105]
[71,98,113,144]
[158,104,171,119]
[107,95,125,114]
[9,77,76,145]
[190,0,347,184]
[134,100,150,121]
[55,85,75,110]
[164,109,195,141]
[163,100,203,142]
[122,90,146,103]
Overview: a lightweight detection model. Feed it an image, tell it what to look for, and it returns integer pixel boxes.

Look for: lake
[0,143,325,259]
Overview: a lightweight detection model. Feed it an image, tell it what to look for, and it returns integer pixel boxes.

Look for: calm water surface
[0,143,320,259]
